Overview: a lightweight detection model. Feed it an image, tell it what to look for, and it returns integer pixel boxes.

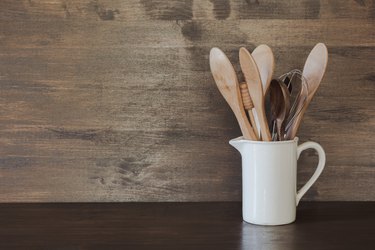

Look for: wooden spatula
[209,47,258,140]
[239,47,272,141]
[285,43,328,139]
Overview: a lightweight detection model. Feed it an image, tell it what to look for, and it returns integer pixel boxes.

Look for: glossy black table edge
[0,202,374,249]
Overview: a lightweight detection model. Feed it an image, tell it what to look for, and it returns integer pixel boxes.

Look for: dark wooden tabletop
[0,202,374,249]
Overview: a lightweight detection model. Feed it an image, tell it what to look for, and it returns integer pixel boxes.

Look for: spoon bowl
[209,47,258,140]
[252,44,275,95]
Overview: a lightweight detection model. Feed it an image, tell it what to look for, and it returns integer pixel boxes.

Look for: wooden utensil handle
[285,105,306,140]
[240,83,259,139]
[240,83,254,109]
[247,111,259,140]
[235,110,258,141]
[256,106,272,141]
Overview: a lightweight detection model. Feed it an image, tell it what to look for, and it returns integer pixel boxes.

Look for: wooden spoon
[252,44,275,95]
[239,47,272,141]
[269,80,291,141]
[251,45,275,138]
[285,43,328,139]
[209,47,258,140]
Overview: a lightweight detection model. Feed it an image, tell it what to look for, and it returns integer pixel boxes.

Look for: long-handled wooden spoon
[252,44,275,95]
[239,47,272,141]
[251,45,275,139]
[209,47,258,140]
[285,43,328,139]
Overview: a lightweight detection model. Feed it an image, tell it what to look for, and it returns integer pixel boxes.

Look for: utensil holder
[229,137,325,225]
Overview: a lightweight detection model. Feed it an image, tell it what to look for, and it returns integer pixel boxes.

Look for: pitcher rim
[229,136,299,144]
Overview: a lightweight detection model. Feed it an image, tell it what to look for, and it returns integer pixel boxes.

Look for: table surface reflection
[0,202,374,249]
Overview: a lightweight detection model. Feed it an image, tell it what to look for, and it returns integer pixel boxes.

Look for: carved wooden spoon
[252,44,275,95]
[239,47,272,141]
[251,44,275,138]
[269,79,291,141]
[285,43,328,139]
[209,47,258,140]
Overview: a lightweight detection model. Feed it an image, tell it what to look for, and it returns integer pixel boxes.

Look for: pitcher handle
[296,142,326,205]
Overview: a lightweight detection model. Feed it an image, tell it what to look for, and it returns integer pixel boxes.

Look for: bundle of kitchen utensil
[209,43,328,141]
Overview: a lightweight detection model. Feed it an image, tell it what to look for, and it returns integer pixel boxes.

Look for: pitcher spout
[229,137,246,155]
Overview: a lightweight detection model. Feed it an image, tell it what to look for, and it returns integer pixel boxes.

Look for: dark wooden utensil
[269,79,291,140]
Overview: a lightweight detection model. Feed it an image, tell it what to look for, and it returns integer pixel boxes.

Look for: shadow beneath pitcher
[239,201,375,250]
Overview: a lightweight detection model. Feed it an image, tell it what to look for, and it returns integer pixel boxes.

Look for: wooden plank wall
[0,0,374,202]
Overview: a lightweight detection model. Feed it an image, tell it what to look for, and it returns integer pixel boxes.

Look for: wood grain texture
[0,0,374,202]
[0,202,374,249]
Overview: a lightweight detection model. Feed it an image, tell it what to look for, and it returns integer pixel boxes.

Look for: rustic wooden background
[0,0,374,202]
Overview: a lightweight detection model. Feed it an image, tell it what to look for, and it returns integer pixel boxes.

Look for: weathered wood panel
[1,0,374,21]
[0,0,374,202]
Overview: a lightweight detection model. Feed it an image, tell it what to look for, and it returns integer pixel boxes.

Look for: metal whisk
[271,69,309,140]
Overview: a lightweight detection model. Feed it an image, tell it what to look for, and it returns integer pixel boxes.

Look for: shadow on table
[239,202,375,250]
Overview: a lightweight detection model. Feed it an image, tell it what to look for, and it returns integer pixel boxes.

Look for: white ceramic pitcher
[229,137,325,225]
